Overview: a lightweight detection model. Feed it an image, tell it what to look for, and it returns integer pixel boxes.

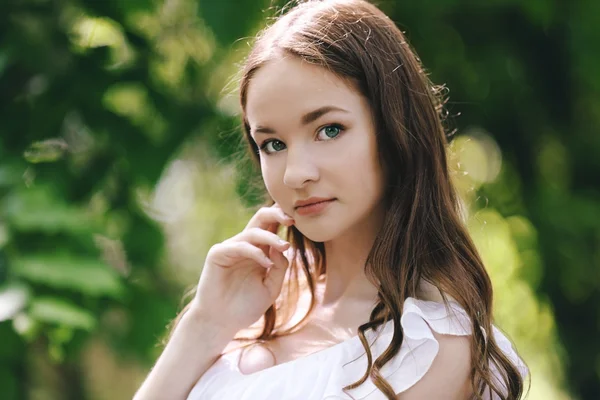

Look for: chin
[292,222,339,243]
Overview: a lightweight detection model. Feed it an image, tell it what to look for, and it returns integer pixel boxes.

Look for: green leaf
[12,255,125,299]
[0,162,25,188]
[0,365,19,400]
[121,213,164,267]
[29,297,96,331]
[200,0,269,45]
[0,321,25,361]
[23,139,69,164]
[3,186,93,234]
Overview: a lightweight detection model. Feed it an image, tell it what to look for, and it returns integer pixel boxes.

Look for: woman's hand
[190,203,295,336]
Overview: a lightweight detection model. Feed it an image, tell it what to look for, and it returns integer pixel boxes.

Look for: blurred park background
[0,0,599,399]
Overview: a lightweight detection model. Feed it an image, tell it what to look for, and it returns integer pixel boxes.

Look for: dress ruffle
[325,298,473,399]
[187,298,527,400]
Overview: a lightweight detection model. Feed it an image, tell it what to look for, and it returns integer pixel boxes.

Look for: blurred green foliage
[0,0,598,399]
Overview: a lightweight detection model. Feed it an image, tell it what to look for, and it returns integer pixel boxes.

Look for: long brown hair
[173,0,526,399]
[236,1,525,399]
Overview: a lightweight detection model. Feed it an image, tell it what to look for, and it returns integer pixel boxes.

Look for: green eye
[263,140,286,153]
[324,126,340,138]
[319,124,343,140]
[271,141,286,151]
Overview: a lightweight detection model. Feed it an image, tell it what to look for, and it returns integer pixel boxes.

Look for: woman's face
[245,56,385,242]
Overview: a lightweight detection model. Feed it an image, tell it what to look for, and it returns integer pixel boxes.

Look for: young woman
[134,1,528,399]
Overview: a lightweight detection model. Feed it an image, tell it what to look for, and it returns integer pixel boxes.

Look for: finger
[212,242,274,269]
[234,228,290,252]
[245,206,295,232]
[263,247,290,299]
[271,205,295,232]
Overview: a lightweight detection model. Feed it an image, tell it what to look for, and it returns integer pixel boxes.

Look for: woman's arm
[134,205,293,399]
[133,309,234,400]
[397,331,473,399]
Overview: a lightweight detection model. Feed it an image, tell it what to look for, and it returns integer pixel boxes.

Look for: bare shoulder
[397,330,473,400]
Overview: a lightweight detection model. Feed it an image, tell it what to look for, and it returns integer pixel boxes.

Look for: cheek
[260,161,283,196]
[343,132,378,170]
[350,135,384,194]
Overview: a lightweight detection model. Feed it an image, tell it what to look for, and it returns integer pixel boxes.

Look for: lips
[294,197,336,209]
[294,198,336,216]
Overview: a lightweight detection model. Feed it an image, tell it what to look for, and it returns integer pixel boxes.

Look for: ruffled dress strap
[332,298,527,400]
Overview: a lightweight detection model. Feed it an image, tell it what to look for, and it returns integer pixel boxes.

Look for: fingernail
[278,240,290,247]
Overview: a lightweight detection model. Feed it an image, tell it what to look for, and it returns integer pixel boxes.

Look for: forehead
[245,56,365,125]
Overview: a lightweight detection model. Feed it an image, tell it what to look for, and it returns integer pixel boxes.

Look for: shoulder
[343,297,476,399]
[396,329,472,399]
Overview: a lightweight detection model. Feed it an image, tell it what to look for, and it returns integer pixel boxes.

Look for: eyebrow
[253,105,349,135]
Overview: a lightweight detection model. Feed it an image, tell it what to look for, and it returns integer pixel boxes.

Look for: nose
[283,146,319,189]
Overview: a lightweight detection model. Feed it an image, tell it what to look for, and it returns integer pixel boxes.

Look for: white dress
[186,297,528,400]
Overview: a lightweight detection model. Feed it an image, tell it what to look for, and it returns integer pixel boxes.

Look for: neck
[318,207,384,308]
